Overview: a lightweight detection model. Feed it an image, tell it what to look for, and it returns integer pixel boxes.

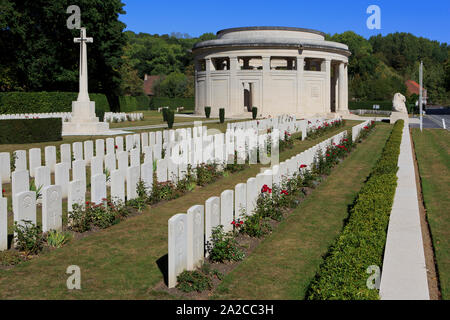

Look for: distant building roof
[143,74,160,96]
[405,80,427,97]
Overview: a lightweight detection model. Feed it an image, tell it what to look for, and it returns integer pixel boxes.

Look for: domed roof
[193,26,350,56]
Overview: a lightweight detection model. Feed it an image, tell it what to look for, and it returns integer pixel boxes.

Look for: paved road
[409,114,450,130]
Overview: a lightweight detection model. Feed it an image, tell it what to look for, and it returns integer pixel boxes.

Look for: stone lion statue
[392,93,407,113]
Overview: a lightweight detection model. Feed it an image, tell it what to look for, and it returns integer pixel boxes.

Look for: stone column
[262,56,271,116]
[229,56,238,116]
[296,56,304,114]
[343,63,349,112]
[338,62,347,112]
[205,58,212,108]
[324,59,331,113]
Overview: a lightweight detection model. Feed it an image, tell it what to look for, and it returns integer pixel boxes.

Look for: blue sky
[120,0,449,43]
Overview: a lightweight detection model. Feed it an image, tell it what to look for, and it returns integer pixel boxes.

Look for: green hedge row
[0,118,62,144]
[349,100,392,111]
[119,95,150,112]
[0,92,150,114]
[149,96,195,110]
[307,120,404,300]
[0,92,110,114]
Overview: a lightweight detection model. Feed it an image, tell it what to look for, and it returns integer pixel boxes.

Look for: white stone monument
[62,28,114,136]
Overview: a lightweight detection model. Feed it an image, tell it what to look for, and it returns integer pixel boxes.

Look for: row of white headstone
[0,116,304,252]
[352,120,371,142]
[0,112,72,121]
[167,127,350,288]
[103,112,144,123]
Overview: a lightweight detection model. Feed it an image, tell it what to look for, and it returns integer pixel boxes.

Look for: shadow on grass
[156,254,168,286]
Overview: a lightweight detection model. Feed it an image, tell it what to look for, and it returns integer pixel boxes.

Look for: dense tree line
[327,31,449,104]
[1,0,448,108]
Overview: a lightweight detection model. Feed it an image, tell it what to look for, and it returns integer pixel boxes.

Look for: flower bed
[306,120,404,300]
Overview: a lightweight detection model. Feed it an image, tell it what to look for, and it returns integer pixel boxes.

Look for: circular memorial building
[192,26,351,117]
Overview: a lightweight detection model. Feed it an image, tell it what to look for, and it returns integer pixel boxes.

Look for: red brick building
[405,80,427,105]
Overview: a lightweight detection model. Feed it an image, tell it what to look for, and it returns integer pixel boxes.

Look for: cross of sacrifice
[74,27,93,102]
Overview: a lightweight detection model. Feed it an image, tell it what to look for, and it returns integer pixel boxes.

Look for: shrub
[162,107,168,122]
[46,230,72,248]
[0,119,62,144]
[252,107,258,120]
[195,163,221,186]
[166,109,175,129]
[307,120,404,300]
[219,108,225,123]
[13,220,44,255]
[240,213,272,238]
[204,106,211,118]
[206,225,245,263]
[68,204,92,233]
[176,270,213,293]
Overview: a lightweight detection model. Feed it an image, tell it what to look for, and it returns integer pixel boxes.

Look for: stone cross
[74,27,93,102]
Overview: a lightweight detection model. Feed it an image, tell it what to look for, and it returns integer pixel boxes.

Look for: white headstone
[106,138,115,155]
[83,140,94,165]
[96,139,105,159]
[73,142,83,161]
[60,144,72,168]
[130,148,140,167]
[187,205,205,270]
[72,160,86,192]
[35,166,51,191]
[126,166,140,201]
[55,162,70,198]
[44,146,57,173]
[41,185,62,232]
[0,153,11,184]
[14,191,36,227]
[220,190,234,232]
[168,213,188,288]
[68,180,85,212]
[140,162,153,195]
[246,177,258,216]
[14,150,27,171]
[117,151,128,180]
[0,197,7,251]
[235,183,247,220]
[12,170,29,213]
[115,136,124,153]
[91,174,106,205]
[29,148,41,178]
[156,159,168,182]
[110,169,125,204]
[90,156,103,177]
[205,196,220,247]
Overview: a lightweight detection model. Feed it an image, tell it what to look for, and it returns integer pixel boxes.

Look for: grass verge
[412,128,450,299]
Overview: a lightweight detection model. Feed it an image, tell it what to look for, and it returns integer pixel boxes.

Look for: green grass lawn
[211,123,392,300]
[412,128,450,299]
[0,121,361,299]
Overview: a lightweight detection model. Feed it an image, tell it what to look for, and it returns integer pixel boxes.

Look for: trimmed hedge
[149,96,195,110]
[307,120,404,300]
[0,92,110,114]
[349,100,392,111]
[0,118,62,144]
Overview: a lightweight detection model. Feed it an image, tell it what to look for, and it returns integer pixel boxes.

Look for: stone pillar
[324,59,331,113]
[338,62,348,112]
[229,56,238,116]
[297,56,304,114]
[205,58,212,108]
[343,63,349,112]
[262,56,271,116]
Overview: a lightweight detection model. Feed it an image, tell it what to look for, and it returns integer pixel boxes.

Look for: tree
[0,0,127,110]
